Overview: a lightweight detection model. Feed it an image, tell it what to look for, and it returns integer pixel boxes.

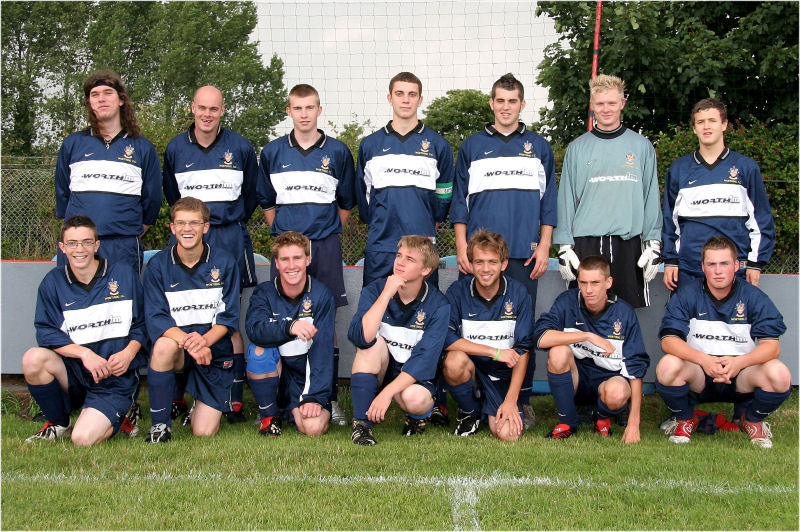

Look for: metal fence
[2,157,797,273]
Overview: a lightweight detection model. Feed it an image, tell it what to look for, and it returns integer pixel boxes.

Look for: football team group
[22,68,791,450]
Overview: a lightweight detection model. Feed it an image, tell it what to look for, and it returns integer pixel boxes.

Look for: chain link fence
[2,157,796,273]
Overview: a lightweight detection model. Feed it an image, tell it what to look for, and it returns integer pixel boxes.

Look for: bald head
[191,86,225,137]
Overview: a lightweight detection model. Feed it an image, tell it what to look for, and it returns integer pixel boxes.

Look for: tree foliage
[535,2,799,143]
[1,1,285,154]
[423,89,494,157]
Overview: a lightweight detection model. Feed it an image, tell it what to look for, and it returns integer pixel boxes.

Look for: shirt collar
[65,256,108,290]
[383,120,425,137]
[288,129,327,151]
[274,275,312,302]
[469,274,507,303]
[170,242,210,266]
[484,122,526,137]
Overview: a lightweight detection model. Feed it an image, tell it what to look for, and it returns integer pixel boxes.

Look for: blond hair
[398,235,439,272]
[589,74,626,101]
[271,231,311,258]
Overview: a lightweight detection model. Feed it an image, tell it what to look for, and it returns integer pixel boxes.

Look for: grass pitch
[2,388,797,530]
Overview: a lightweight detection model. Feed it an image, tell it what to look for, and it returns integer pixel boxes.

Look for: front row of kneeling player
[24,205,791,448]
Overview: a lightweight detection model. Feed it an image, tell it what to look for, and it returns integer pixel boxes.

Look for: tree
[535,2,799,143]
[1,2,92,154]
[423,89,494,157]
[2,1,285,154]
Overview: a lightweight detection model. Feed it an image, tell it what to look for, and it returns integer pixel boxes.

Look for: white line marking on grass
[448,478,480,531]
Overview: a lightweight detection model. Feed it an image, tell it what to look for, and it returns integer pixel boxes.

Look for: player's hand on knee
[182,331,207,352]
[498,349,521,368]
[299,402,321,419]
[496,401,522,437]
[587,333,615,357]
[80,349,110,383]
[189,346,212,366]
[107,350,134,376]
[290,320,318,341]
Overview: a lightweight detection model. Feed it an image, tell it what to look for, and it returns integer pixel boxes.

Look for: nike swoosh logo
[170,282,180,288]
[484,150,493,155]
[468,313,477,317]
[698,312,707,317]
[273,312,280,316]
[282,164,292,168]
[576,321,584,325]
[688,179,697,184]
[382,147,391,152]
[586,160,595,165]
[185,163,195,168]
[84,153,94,157]
[65,301,76,307]
[150,408,167,413]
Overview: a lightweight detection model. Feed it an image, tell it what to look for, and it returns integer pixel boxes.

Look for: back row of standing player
[33,69,784,446]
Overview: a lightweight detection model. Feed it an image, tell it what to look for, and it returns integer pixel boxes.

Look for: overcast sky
[253,1,559,138]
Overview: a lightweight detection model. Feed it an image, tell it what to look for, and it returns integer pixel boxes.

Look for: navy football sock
[350,372,378,428]
[172,370,187,403]
[147,368,175,426]
[548,370,578,427]
[434,377,448,406]
[248,376,279,419]
[231,353,245,405]
[330,347,340,403]
[655,380,693,420]
[448,379,480,415]
[746,387,791,422]
[596,397,626,420]
[27,380,70,427]
[519,356,535,404]
[733,392,754,420]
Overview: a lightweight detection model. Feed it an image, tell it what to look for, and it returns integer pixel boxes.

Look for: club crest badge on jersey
[420,139,430,153]
[210,266,221,283]
[729,166,739,179]
[123,145,135,159]
[108,278,120,297]
[414,309,426,327]
[224,151,234,165]
[625,152,635,165]
[613,319,622,336]
[523,141,533,155]
[504,299,514,316]
[302,296,313,313]
[321,155,330,170]
[735,300,746,319]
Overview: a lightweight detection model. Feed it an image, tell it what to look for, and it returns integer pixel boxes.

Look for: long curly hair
[82,69,140,137]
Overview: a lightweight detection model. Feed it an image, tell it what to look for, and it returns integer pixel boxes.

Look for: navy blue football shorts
[63,356,139,435]
[694,375,740,404]
[280,355,331,413]
[381,357,437,399]
[574,361,626,404]
[471,357,525,419]
[270,232,348,307]
[245,344,280,374]
[58,235,143,276]
[183,352,234,413]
